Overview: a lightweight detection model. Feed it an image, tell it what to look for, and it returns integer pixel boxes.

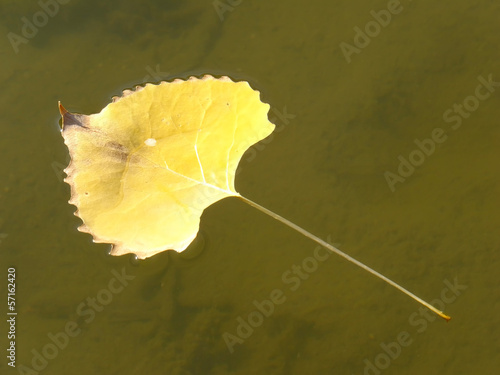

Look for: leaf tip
[58,101,67,115]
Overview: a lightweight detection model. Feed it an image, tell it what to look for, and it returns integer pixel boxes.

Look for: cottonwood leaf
[60,75,274,259]
[58,76,451,321]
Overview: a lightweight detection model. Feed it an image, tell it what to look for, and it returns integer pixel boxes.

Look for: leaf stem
[237,194,451,321]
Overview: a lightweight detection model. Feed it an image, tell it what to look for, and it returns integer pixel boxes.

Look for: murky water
[1,0,499,374]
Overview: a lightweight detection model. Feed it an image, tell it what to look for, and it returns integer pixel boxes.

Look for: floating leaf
[59,75,450,321]
[60,75,274,259]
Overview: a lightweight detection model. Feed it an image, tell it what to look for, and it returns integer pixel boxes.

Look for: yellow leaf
[60,75,274,259]
[59,75,450,321]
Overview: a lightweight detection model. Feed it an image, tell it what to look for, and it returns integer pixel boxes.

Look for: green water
[1,0,499,374]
